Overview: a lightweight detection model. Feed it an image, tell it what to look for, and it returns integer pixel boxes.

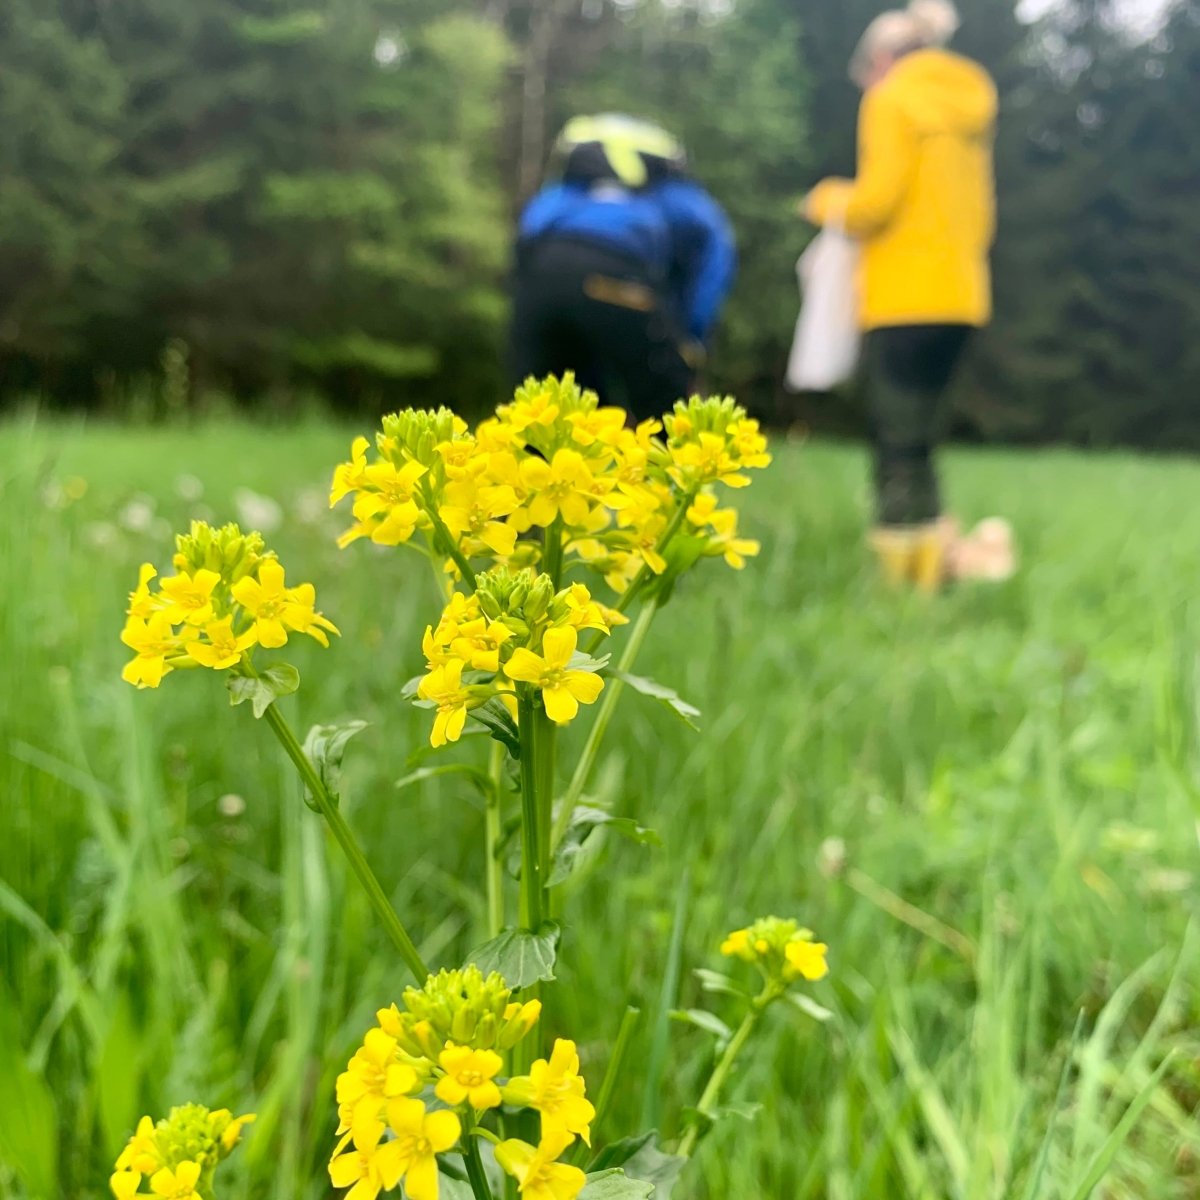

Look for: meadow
[2,414,1198,1199]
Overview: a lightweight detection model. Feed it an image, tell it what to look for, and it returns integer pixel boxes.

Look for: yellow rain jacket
[808,48,998,330]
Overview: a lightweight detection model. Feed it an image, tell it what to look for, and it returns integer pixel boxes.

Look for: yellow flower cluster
[329,376,770,592]
[721,916,830,986]
[119,522,338,689]
[330,967,591,1200]
[416,568,619,746]
[109,1104,254,1199]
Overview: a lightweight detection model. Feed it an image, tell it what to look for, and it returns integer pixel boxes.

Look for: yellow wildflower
[127,563,160,619]
[720,928,752,960]
[502,1038,595,1147]
[501,389,560,433]
[110,1170,141,1200]
[785,938,830,982]
[340,460,428,548]
[337,1027,421,1146]
[435,1043,503,1110]
[330,436,371,506]
[383,1098,461,1200]
[449,618,513,673]
[496,1132,586,1200]
[149,1161,202,1200]
[230,560,336,649]
[504,628,604,725]
[519,450,598,528]
[417,660,473,746]
[158,569,221,626]
[213,1110,256,1153]
[670,431,749,489]
[439,478,519,558]
[186,617,257,670]
[566,406,626,448]
[120,612,185,689]
[329,1136,401,1200]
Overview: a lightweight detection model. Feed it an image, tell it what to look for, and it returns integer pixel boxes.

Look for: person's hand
[795,193,815,220]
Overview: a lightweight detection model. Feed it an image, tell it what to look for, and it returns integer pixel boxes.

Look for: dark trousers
[865,323,972,526]
[509,238,693,423]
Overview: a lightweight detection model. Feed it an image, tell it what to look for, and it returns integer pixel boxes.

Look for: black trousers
[865,323,972,526]
[509,238,693,423]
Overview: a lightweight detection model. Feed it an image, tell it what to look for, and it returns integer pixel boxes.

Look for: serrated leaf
[549,805,660,887]
[612,671,700,730]
[785,991,834,1023]
[693,968,751,999]
[670,1008,733,1043]
[302,720,368,810]
[681,1100,762,1140]
[227,663,299,718]
[580,1170,655,1199]
[465,922,560,988]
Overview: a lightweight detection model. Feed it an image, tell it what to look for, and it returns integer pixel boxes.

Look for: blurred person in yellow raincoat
[806,0,1001,590]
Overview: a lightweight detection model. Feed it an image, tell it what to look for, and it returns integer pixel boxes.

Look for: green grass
[2,414,1199,1199]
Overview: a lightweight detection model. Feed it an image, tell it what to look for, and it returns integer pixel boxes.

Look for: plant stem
[553,598,659,849]
[262,702,429,982]
[593,1006,641,1135]
[463,1136,495,1200]
[543,517,564,588]
[423,491,478,591]
[516,688,543,932]
[485,741,506,939]
[677,1003,763,1159]
[535,709,556,900]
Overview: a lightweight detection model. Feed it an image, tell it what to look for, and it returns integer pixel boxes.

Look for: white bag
[785,226,861,392]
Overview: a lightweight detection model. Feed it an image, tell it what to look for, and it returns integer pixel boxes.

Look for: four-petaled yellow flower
[330,436,371,506]
[149,1160,202,1200]
[450,618,513,673]
[158,569,221,626]
[417,660,473,746]
[231,560,336,649]
[496,1132,586,1200]
[110,1170,141,1200]
[519,450,599,528]
[127,563,159,619]
[187,616,257,670]
[386,1098,461,1200]
[329,1136,400,1200]
[120,612,186,689]
[439,479,519,558]
[502,1039,595,1146]
[504,628,604,725]
[341,460,428,548]
[435,1043,504,1110]
[337,1027,421,1147]
[785,938,829,982]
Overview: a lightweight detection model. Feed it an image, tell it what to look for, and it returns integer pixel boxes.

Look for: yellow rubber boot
[869,527,916,587]
[910,522,948,594]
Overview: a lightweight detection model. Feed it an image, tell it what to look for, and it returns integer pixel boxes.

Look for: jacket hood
[883,49,997,136]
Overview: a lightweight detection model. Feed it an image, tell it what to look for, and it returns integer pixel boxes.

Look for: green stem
[593,1006,641,1135]
[553,599,659,849]
[423,487,478,591]
[677,1001,765,1159]
[543,517,565,588]
[463,1136,495,1200]
[516,688,543,932]
[535,710,557,903]
[485,741,506,939]
[582,489,695,655]
[262,702,429,983]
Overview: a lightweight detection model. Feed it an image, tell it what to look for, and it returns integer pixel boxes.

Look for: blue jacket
[518,179,736,342]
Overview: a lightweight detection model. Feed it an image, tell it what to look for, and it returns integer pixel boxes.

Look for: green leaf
[588,1132,656,1173]
[693,968,751,999]
[612,671,701,730]
[469,698,522,757]
[682,1101,762,1132]
[618,1136,687,1198]
[302,720,368,810]
[580,1170,655,1199]
[95,995,141,1160]
[670,1008,732,1044]
[784,991,834,1023]
[549,804,661,887]
[465,922,560,988]
[227,663,299,718]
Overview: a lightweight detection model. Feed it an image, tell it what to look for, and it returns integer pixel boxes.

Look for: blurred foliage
[0,0,1198,445]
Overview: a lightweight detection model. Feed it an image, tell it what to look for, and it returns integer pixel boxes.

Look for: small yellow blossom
[339,460,428,548]
[439,479,518,558]
[231,560,336,649]
[384,1098,461,1200]
[330,436,371,506]
[503,1039,595,1147]
[417,660,473,746]
[504,628,604,725]
[496,1133,586,1200]
[158,569,221,626]
[110,1171,142,1200]
[186,617,257,670]
[120,612,186,689]
[449,618,513,673]
[519,450,599,528]
[785,938,830,982]
[329,1136,402,1200]
[149,1161,202,1200]
[435,1043,504,1110]
[127,564,160,619]
[337,1027,421,1147]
